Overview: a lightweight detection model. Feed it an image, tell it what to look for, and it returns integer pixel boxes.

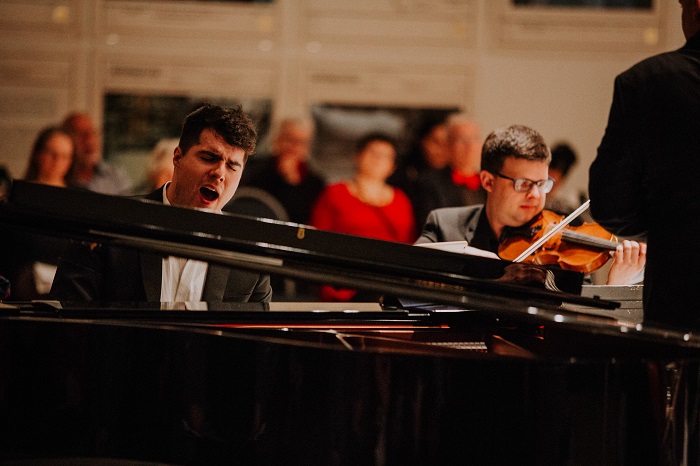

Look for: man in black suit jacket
[589,0,700,327]
[417,124,646,286]
[51,104,271,303]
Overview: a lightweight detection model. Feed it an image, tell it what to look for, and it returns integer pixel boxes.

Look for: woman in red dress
[311,132,415,301]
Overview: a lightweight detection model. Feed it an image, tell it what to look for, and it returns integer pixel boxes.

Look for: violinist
[416,124,646,286]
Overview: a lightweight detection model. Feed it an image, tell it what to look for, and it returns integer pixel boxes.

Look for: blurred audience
[544,142,591,223]
[24,126,75,187]
[388,119,449,207]
[311,133,415,301]
[245,117,325,224]
[545,142,577,214]
[62,112,133,195]
[413,113,486,232]
[2,126,77,300]
[135,138,178,193]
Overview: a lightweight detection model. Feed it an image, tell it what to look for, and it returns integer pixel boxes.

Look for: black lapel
[140,251,163,302]
[202,264,230,302]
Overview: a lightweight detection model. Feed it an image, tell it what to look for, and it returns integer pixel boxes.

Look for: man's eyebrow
[199,149,223,159]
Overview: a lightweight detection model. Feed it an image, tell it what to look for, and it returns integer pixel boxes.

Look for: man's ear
[480,170,494,192]
[173,146,182,166]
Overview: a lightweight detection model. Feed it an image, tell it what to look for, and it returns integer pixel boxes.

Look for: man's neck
[484,204,504,240]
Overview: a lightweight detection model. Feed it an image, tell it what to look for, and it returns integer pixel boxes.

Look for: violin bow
[512,199,591,263]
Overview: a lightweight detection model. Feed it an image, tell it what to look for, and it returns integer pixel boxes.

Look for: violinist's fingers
[639,241,648,265]
[606,240,647,285]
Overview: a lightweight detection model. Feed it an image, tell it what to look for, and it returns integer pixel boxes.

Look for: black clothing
[589,32,700,328]
[413,167,486,235]
[246,158,325,225]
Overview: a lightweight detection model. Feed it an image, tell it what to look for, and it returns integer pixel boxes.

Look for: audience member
[135,138,179,193]
[245,117,325,224]
[413,113,486,232]
[61,112,133,195]
[388,119,449,207]
[23,126,75,187]
[416,124,646,286]
[311,132,416,301]
[51,104,271,303]
[589,0,700,327]
[544,142,590,223]
[4,126,76,300]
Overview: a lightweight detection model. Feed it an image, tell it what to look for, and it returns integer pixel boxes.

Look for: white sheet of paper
[415,241,500,259]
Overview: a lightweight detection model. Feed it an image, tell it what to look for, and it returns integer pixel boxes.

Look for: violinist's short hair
[481,125,551,174]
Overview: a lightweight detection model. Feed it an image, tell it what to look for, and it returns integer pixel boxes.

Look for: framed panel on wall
[512,0,651,7]
[488,0,663,52]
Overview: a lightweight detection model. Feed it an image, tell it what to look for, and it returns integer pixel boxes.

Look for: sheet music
[415,241,500,259]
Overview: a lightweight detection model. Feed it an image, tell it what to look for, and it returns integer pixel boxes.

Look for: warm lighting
[52,5,71,24]
[643,27,659,46]
[306,41,322,53]
[105,33,119,46]
[256,15,274,33]
[258,40,273,52]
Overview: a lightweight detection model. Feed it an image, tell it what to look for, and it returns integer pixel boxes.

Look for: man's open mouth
[200,187,219,202]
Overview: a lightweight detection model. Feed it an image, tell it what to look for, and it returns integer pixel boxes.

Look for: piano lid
[0,181,616,313]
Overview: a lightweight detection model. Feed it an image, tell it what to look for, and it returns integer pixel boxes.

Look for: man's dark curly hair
[178,104,257,159]
[481,124,550,174]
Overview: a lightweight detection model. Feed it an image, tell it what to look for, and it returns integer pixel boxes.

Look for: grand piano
[0,181,698,466]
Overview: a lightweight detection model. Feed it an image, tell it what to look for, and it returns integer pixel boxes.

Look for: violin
[497,209,619,274]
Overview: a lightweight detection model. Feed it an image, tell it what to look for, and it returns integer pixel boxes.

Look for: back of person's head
[178,104,257,159]
[355,132,398,155]
[481,124,551,174]
[24,126,76,182]
[549,142,577,177]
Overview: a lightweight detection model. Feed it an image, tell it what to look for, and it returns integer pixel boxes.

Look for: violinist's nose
[526,183,544,199]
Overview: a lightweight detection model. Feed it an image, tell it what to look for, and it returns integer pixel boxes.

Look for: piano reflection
[0,180,699,466]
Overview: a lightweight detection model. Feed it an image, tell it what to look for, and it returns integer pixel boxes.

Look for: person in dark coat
[589,0,700,328]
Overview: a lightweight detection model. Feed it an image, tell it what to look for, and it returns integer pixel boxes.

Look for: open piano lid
[0,180,604,310]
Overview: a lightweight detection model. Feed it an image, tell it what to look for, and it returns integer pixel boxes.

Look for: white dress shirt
[160,183,208,302]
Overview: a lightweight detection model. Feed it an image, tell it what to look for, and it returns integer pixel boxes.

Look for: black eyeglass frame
[493,172,555,194]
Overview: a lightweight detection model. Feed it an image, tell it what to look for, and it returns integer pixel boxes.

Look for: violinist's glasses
[494,172,554,194]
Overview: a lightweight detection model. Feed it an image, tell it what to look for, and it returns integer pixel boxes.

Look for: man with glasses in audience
[416,124,645,286]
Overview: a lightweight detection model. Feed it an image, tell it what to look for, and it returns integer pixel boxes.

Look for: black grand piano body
[0,182,697,465]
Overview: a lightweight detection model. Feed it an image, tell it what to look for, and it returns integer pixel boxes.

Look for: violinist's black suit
[589,32,700,328]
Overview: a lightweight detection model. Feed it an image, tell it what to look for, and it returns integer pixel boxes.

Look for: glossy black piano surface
[1,182,699,465]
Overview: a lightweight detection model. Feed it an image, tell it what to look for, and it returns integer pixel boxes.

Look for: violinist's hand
[605,240,647,286]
